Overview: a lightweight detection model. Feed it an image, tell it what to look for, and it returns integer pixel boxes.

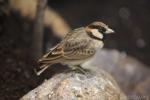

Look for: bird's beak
[105,28,114,34]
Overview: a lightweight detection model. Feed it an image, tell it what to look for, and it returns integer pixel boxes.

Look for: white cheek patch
[91,29,103,39]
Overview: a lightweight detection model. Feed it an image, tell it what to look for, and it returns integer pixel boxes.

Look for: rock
[20,70,127,100]
[83,49,150,97]
[134,78,150,97]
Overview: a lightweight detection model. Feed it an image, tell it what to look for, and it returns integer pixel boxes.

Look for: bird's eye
[99,27,106,33]
[102,27,106,32]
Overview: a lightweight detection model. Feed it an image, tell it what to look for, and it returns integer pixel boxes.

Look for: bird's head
[85,21,114,40]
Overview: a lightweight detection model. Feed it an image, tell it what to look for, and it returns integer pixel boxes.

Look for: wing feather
[38,28,95,64]
[62,39,95,60]
[38,44,63,64]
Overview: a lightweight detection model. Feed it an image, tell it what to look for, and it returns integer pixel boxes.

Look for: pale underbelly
[62,57,92,66]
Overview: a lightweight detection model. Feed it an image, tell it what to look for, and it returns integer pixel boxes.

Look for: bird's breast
[91,40,104,50]
[62,57,92,66]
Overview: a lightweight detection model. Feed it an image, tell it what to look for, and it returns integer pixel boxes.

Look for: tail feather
[36,64,50,76]
[38,54,62,64]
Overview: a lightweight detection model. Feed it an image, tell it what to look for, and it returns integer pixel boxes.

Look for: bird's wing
[38,43,63,64]
[62,39,95,60]
[38,38,95,64]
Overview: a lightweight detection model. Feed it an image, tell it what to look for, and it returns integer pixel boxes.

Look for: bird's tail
[35,64,51,76]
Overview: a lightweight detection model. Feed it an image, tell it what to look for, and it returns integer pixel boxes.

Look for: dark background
[0,0,150,99]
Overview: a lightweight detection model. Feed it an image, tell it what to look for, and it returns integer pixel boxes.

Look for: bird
[36,21,114,75]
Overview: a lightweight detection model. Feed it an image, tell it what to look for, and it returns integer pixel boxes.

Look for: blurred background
[49,0,150,65]
[0,0,150,99]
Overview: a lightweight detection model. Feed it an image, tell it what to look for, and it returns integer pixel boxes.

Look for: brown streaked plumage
[37,21,114,75]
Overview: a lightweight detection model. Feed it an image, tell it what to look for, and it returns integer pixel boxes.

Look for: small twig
[32,0,47,60]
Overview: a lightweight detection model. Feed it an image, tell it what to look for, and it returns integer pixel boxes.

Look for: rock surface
[21,70,127,100]
[83,49,150,97]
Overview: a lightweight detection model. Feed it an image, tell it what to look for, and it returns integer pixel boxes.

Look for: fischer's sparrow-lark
[37,21,114,75]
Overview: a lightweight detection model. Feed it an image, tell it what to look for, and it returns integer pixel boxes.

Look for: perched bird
[37,21,114,75]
